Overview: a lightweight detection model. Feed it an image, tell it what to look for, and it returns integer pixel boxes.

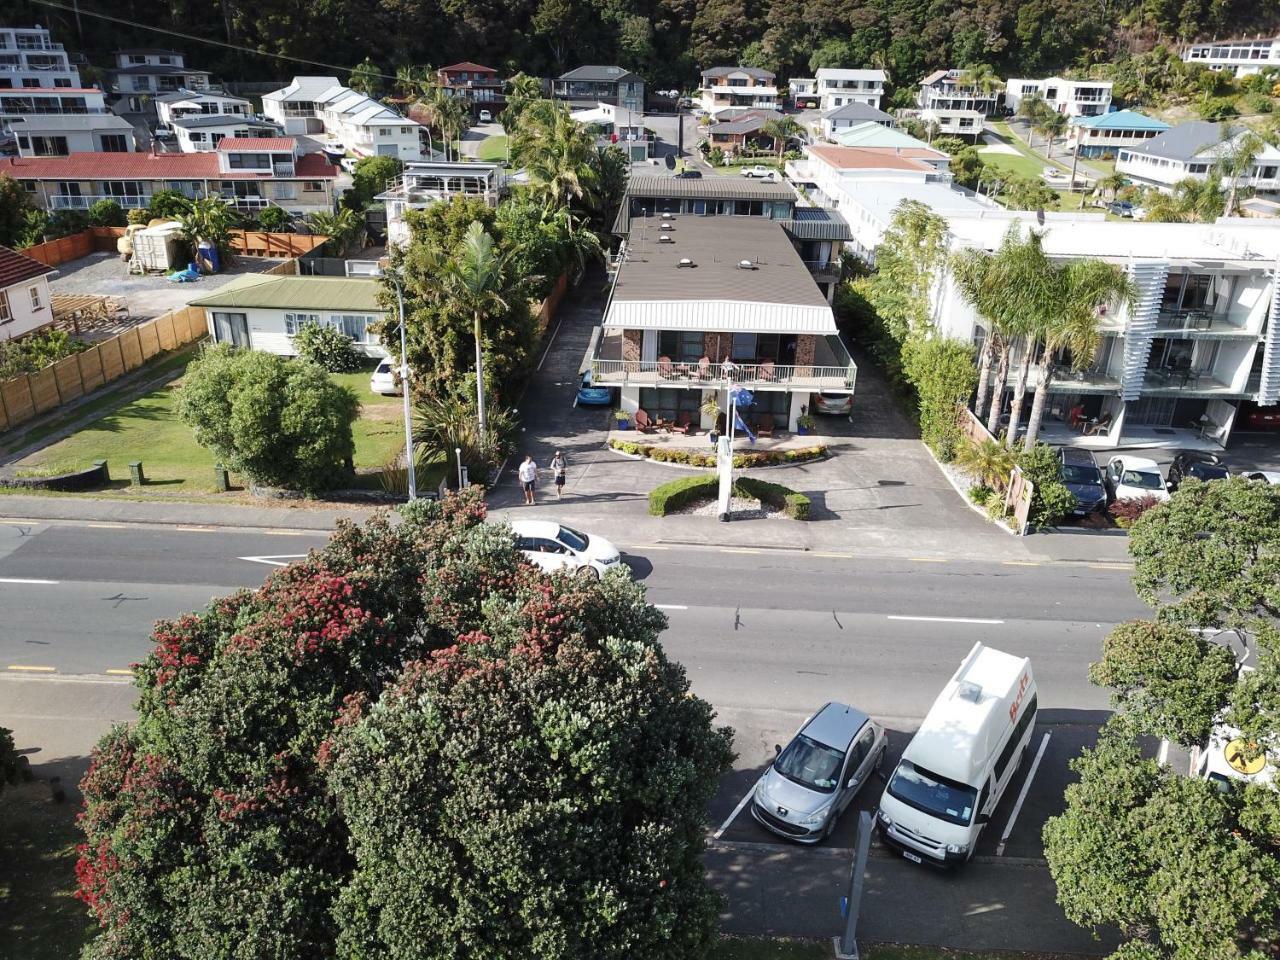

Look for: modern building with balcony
[551,66,644,113]
[437,61,505,113]
[1004,77,1113,118]
[816,68,887,111]
[1116,121,1280,195]
[699,66,779,119]
[262,76,423,159]
[171,115,284,153]
[9,113,137,156]
[933,216,1280,449]
[1182,35,1280,76]
[0,87,116,151]
[592,214,855,432]
[155,89,252,126]
[612,175,854,302]
[916,69,1000,140]
[1068,109,1170,159]
[110,49,212,112]
[0,25,80,89]
[378,160,505,248]
[0,137,338,215]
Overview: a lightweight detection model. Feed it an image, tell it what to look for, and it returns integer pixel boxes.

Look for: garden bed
[648,474,811,519]
[610,438,827,470]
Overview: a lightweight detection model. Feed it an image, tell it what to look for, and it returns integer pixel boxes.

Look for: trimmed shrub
[736,475,811,519]
[1110,495,1161,529]
[647,474,811,519]
[292,322,363,372]
[610,439,826,469]
[88,198,127,227]
[257,206,294,232]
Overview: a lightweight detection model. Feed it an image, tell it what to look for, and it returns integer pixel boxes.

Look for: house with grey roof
[699,66,778,118]
[818,101,894,140]
[551,66,644,113]
[155,89,252,127]
[707,108,783,157]
[1116,120,1280,194]
[110,49,213,113]
[10,112,137,156]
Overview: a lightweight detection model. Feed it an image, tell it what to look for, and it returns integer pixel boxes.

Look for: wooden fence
[19,228,325,269]
[0,306,207,435]
[231,231,329,258]
[956,405,1034,535]
[534,274,570,334]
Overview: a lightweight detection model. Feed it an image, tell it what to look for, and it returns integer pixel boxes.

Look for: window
[103,181,144,199]
[228,152,270,169]
[28,285,43,311]
[330,314,374,342]
[284,312,320,335]
[0,290,11,324]
[638,387,701,425]
[128,54,146,64]
[379,128,391,137]
[30,136,69,156]
[304,181,323,192]
[158,55,173,65]
[993,693,1037,783]
[190,132,207,143]
[658,330,704,363]
[99,133,129,152]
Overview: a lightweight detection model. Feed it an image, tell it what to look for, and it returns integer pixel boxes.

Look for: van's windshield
[886,760,978,826]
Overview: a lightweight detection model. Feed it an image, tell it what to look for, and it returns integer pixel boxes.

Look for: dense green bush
[87,199,127,227]
[1198,96,1238,121]
[0,329,89,379]
[1015,441,1078,528]
[145,189,194,220]
[647,474,810,518]
[905,337,977,462]
[177,343,359,493]
[1243,91,1274,114]
[257,206,294,232]
[292,322,363,372]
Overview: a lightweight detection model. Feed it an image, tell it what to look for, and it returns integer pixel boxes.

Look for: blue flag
[733,409,756,444]
[730,387,755,408]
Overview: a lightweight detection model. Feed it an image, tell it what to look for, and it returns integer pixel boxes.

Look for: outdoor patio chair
[696,357,711,380]
[670,414,692,435]
[657,356,674,379]
[756,414,774,437]
[634,409,657,433]
[759,360,777,382]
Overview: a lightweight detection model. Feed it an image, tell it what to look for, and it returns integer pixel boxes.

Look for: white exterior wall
[205,305,389,357]
[1117,145,1280,193]
[0,276,54,341]
[174,122,265,152]
[339,119,421,160]
[1004,77,1112,118]
[1183,37,1280,76]
[15,125,135,156]
[157,94,251,125]
[816,69,886,111]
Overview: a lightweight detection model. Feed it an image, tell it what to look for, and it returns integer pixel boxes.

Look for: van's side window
[993,694,1038,783]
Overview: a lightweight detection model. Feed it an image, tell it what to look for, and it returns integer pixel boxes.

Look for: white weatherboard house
[171,115,283,153]
[10,113,137,156]
[156,89,252,126]
[1004,77,1113,118]
[378,161,505,249]
[0,25,81,89]
[263,76,423,159]
[1183,35,1280,76]
[1116,121,1280,194]
[189,275,389,357]
[0,244,56,341]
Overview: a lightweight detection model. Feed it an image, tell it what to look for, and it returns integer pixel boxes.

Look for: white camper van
[877,643,1037,865]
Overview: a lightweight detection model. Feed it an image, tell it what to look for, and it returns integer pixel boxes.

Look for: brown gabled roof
[439,61,497,74]
[0,245,55,290]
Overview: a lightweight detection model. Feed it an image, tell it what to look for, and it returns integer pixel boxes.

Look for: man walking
[550,450,567,500]
[518,455,538,505]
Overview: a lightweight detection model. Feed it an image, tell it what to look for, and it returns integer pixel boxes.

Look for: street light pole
[384,273,417,501]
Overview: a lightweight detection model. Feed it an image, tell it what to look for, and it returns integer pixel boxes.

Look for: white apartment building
[817,69,886,111]
[1004,76,1113,118]
[156,89,251,126]
[263,76,423,160]
[1116,121,1280,194]
[10,113,137,156]
[699,67,779,119]
[110,50,212,109]
[0,25,80,89]
[377,161,505,248]
[0,86,113,148]
[1183,35,1280,76]
[934,216,1280,449]
[171,115,283,152]
[916,69,999,139]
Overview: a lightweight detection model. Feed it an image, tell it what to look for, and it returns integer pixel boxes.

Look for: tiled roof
[807,144,934,171]
[217,137,297,151]
[0,244,55,290]
[440,61,497,73]
[0,151,336,180]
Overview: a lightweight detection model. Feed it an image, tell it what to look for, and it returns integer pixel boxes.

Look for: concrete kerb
[921,442,1020,538]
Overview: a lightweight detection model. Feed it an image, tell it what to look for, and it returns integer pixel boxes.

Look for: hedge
[647,474,811,519]
[611,439,827,469]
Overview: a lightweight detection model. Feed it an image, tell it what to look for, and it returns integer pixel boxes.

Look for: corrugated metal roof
[822,102,894,123]
[607,299,836,334]
[7,114,135,132]
[778,207,853,241]
[1125,120,1236,160]
[171,115,279,130]
[1073,109,1170,132]
[558,65,641,82]
[625,174,795,200]
[188,275,387,312]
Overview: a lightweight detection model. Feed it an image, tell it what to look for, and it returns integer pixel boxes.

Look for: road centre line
[910,557,947,563]
[106,668,134,676]
[713,776,762,840]
[719,548,761,555]
[1001,560,1041,566]
[996,731,1052,856]
[886,615,1005,625]
[0,577,59,585]
[85,522,130,529]
[7,664,56,672]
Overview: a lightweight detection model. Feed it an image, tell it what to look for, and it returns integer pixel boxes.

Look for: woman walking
[550,450,567,499]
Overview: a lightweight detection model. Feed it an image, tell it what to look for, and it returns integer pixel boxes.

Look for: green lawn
[976,147,1050,180]
[475,134,509,162]
[15,362,406,494]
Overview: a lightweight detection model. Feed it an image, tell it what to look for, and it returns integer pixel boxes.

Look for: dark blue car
[576,369,613,406]
[1058,448,1107,516]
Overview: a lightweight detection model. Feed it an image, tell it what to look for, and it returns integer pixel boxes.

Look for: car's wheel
[577,564,601,581]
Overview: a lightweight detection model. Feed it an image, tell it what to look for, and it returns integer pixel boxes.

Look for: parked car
[509,520,625,580]
[812,392,853,416]
[673,168,703,179]
[741,165,779,181]
[478,109,492,122]
[1240,403,1280,431]
[369,358,399,395]
[1103,455,1170,503]
[575,369,613,406]
[1166,449,1230,490]
[153,124,174,140]
[1244,471,1280,485]
[1058,448,1106,516]
[751,702,886,844]
[1105,200,1134,218]
[339,157,359,174]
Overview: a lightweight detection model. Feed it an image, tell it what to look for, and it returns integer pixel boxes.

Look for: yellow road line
[85,522,129,529]
[105,668,134,676]
[910,557,947,563]
[810,551,853,559]
[720,548,762,555]
[1002,560,1041,566]
[6,664,55,672]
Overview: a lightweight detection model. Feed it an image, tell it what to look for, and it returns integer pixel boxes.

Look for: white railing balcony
[50,194,150,210]
[272,163,295,177]
[220,194,270,210]
[590,358,856,392]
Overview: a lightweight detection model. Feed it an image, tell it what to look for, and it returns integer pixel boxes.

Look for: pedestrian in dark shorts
[518,455,537,505]
[551,450,566,499]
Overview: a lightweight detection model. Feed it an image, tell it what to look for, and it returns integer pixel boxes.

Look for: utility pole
[1068,123,1084,196]
[834,811,874,959]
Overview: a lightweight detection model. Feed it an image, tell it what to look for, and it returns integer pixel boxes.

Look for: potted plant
[796,405,816,436]
[613,409,631,431]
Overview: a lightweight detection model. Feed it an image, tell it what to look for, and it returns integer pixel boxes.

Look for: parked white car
[741,165,780,181]
[1244,471,1280,485]
[510,520,626,580]
[478,109,493,122]
[1103,455,1170,503]
[369,359,399,395]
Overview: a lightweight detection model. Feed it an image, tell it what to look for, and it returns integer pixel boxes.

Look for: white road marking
[0,577,58,585]
[536,313,565,370]
[713,777,762,840]
[7,664,55,672]
[886,615,1005,625]
[238,554,309,567]
[655,604,688,610]
[996,731,1051,856]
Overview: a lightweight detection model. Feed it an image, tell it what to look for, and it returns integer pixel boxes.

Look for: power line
[26,0,404,81]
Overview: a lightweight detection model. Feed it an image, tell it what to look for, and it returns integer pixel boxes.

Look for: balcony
[50,194,149,210]
[1141,367,1237,395]
[1153,309,1256,338]
[272,163,295,177]
[0,104,109,116]
[801,259,840,282]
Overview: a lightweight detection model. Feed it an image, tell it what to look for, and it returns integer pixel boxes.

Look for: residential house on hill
[378,160,506,248]
[1068,109,1169,158]
[437,61,505,114]
[1004,77,1112,117]
[916,69,999,139]
[1182,35,1280,76]
[0,244,56,341]
[818,101,894,141]
[155,89,251,127]
[707,108,783,158]
[552,66,644,113]
[110,49,213,112]
[1116,121,1280,194]
[263,76,422,159]
[0,25,80,89]
[9,113,137,156]
[699,67,779,119]
[170,115,284,153]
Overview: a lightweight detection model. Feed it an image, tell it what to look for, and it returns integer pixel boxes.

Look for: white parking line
[0,577,59,585]
[238,554,308,567]
[713,777,761,840]
[886,615,1005,625]
[996,731,1051,856]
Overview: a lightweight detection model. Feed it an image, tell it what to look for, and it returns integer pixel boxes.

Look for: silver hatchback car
[751,702,886,843]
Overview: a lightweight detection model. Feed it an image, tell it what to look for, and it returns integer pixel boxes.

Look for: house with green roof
[188,274,389,358]
[1068,109,1170,158]
[831,121,936,151]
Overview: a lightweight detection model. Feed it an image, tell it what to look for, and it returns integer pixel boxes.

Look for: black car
[673,169,702,178]
[1166,450,1229,490]
[1058,448,1107,516]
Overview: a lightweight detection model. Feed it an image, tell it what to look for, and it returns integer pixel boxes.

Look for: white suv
[741,165,780,181]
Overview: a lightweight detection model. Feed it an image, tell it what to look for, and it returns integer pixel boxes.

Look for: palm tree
[437,221,516,441]
[956,436,1015,490]
[958,63,1003,112]
[760,116,803,162]
[307,208,363,256]
[1091,172,1127,204]
[413,392,515,487]
[519,105,598,210]
[1215,128,1264,214]
[1035,111,1067,160]
[1018,95,1049,152]
[1143,177,1225,223]
[502,72,546,136]
[1022,259,1135,449]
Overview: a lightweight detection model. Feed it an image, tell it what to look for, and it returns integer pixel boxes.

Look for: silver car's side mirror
[774,744,782,756]
[846,777,858,789]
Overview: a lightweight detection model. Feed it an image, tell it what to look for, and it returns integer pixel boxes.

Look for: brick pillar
[622,329,642,367]
[704,332,725,362]
[795,334,815,376]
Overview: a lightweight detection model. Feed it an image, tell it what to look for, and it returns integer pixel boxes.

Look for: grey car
[751,702,886,843]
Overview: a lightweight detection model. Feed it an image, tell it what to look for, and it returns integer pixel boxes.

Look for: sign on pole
[834,811,873,959]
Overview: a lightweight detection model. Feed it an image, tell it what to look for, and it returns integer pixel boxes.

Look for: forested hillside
[9,0,1279,94]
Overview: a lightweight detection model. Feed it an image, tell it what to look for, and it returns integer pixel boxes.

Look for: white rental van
[876,642,1037,865]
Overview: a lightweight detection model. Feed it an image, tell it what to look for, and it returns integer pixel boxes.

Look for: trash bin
[197,240,220,274]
